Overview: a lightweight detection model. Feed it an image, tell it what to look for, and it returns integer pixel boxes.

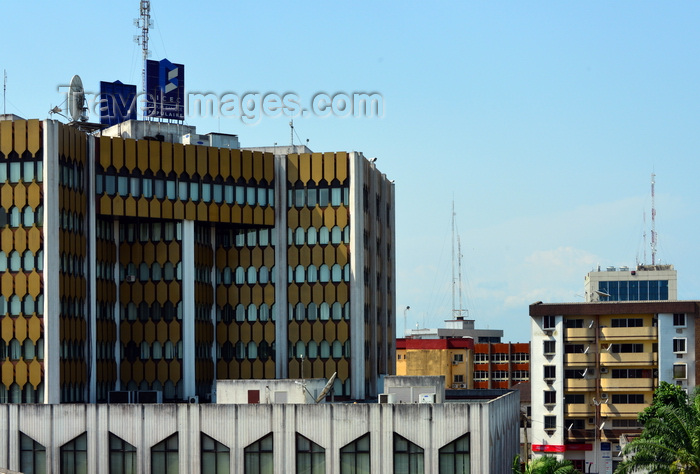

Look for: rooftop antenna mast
[134,1,152,100]
[451,200,456,318]
[451,201,468,320]
[651,173,657,265]
[3,70,6,115]
[290,119,295,150]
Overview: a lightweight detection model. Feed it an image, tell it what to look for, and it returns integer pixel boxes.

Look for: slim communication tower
[651,173,657,265]
[134,1,152,97]
[3,70,6,115]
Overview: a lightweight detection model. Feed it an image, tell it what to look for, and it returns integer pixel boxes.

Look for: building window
[612,394,644,404]
[473,371,488,381]
[543,341,555,355]
[673,364,687,380]
[564,369,587,379]
[544,391,556,405]
[544,416,556,431]
[512,352,529,362]
[612,369,645,378]
[610,343,644,353]
[611,318,644,328]
[438,433,469,474]
[565,419,585,430]
[564,319,584,328]
[512,370,529,381]
[110,433,136,474]
[491,353,509,362]
[492,371,509,381]
[202,433,229,474]
[612,419,643,428]
[473,353,488,362]
[20,432,46,474]
[452,354,464,363]
[543,315,555,329]
[453,375,464,383]
[245,433,273,474]
[340,434,370,474]
[296,433,325,474]
[152,433,179,474]
[565,394,585,404]
[393,433,424,474]
[544,366,556,381]
[673,313,686,327]
[61,433,88,474]
[564,344,585,354]
[673,338,687,354]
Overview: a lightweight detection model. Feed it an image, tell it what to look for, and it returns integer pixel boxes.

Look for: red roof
[396,338,474,350]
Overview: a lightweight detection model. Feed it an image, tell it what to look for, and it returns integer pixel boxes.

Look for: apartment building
[473,342,530,389]
[530,300,698,473]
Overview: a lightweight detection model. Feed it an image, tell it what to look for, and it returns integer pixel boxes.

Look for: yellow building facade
[396,338,473,389]
[0,117,395,403]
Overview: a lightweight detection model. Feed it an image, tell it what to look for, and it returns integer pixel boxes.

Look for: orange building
[396,338,474,389]
[473,342,530,389]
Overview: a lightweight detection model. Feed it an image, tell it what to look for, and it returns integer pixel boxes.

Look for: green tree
[512,454,580,474]
[615,388,700,473]
[637,381,688,425]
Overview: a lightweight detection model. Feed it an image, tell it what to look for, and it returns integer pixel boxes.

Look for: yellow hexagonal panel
[1,360,14,388]
[28,315,41,343]
[311,207,323,229]
[324,285,336,303]
[27,182,40,210]
[168,240,180,260]
[13,185,26,210]
[336,152,348,183]
[336,206,348,228]
[27,226,41,255]
[312,284,324,305]
[299,283,311,305]
[288,321,300,343]
[324,359,337,379]
[29,359,42,388]
[252,151,263,182]
[238,247,251,268]
[196,201,207,221]
[184,146,197,177]
[325,322,336,342]
[137,197,149,218]
[312,359,324,378]
[169,281,180,303]
[288,285,299,306]
[111,196,124,216]
[251,321,263,343]
[239,286,251,306]
[312,321,324,343]
[311,153,323,184]
[298,154,311,184]
[1,185,13,211]
[170,359,181,383]
[323,153,335,183]
[218,149,230,179]
[287,155,299,184]
[169,320,181,343]
[263,154,274,183]
[156,142,170,174]
[288,359,299,379]
[264,321,275,342]
[264,360,275,379]
[264,285,275,306]
[184,200,195,220]
[324,207,336,228]
[111,137,125,171]
[1,317,13,343]
[14,227,27,254]
[1,272,13,299]
[27,120,41,157]
[239,323,251,344]
[13,121,27,156]
[169,143,182,175]
[300,320,311,342]
[287,247,298,268]
[227,323,239,343]
[336,283,348,304]
[156,359,168,384]
[251,284,263,305]
[336,246,348,266]
[242,205,253,224]
[336,358,349,380]
[14,272,27,299]
[324,245,335,265]
[143,281,156,305]
[287,208,298,229]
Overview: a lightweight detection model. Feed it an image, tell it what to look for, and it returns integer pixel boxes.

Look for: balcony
[565,379,596,391]
[601,403,649,417]
[600,326,657,340]
[600,378,654,391]
[565,353,595,365]
[565,429,595,443]
[565,328,595,341]
[600,352,657,366]
[564,404,593,417]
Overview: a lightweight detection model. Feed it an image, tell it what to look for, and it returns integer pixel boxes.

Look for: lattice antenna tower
[134,1,153,96]
[651,173,657,265]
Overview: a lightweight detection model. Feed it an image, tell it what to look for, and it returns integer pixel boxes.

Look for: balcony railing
[565,353,596,365]
[565,379,596,391]
[565,328,595,341]
[600,378,654,391]
[600,326,657,340]
[600,352,657,366]
[601,403,649,417]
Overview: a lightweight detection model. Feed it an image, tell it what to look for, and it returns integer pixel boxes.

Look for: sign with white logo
[145,58,185,120]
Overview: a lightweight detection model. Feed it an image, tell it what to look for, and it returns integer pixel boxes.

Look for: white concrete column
[181,219,195,399]
[349,152,365,400]
[42,120,61,404]
[274,154,288,379]
[86,134,97,403]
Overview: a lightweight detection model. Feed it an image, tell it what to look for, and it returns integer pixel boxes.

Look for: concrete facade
[0,392,520,473]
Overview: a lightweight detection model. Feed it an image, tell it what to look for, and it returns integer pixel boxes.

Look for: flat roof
[529,300,700,316]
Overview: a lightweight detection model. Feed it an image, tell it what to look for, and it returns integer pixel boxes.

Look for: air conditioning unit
[419,393,436,404]
[600,367,608,374]
[125,275,136,283]
[188,395,199,404]
[378,393,395,404]
[601,393,608,399]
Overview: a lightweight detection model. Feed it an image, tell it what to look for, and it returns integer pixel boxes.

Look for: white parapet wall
[0,392,519,473]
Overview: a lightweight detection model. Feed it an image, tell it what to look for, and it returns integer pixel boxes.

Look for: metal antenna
[651,173,657,265]
[290,119,294,149]
[451,200,456,319]
[3,70,6,115]
[134,1,152,96]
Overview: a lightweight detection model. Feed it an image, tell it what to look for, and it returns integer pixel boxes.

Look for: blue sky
[3,1,700,341]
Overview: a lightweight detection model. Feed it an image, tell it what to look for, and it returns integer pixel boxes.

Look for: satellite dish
[315,372,337,403]
[68,75,87,122]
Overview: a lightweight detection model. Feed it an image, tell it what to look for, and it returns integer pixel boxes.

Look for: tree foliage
[513,454,581,474]
[637,381,689,425]
[616,386,700,474]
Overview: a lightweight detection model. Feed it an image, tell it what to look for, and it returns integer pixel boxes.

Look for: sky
[3,1,700,342]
